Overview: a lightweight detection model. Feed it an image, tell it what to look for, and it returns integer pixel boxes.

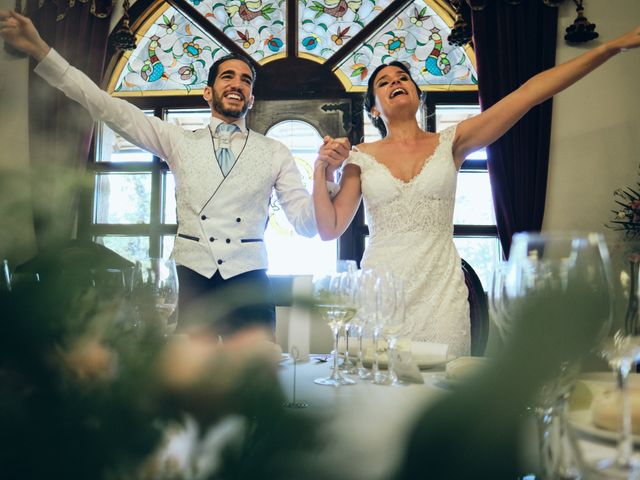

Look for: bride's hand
[608,25,640,52]
[317,135,350,181]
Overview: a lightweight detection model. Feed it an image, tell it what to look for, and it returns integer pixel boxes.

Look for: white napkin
[444,356,490,381]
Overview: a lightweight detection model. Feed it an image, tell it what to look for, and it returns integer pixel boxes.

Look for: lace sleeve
[439,123,458,147]
[345,150,368,170]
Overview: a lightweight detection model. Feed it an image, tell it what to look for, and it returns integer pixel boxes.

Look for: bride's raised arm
[452,26,640,167]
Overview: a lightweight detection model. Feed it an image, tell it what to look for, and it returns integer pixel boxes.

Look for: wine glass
[372,269,396,385]
[588,240,640,478]
[131,258,179,335]
[313,273,356,386]
[338,268,358,374]
[383,277,406,386]
[505,232,612,479]
[352,269,376,379]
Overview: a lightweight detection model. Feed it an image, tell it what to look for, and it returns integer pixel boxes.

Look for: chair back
[461,259,489,356]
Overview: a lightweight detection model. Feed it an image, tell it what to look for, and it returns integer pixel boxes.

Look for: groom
[0,10,348,336]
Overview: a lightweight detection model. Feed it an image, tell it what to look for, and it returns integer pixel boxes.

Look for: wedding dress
[347,125,470,356]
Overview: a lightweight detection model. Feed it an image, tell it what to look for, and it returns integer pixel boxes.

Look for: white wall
[543,0,640,238]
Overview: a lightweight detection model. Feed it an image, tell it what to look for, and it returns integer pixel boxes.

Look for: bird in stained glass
[224,0,277,22]
[424,28,451,76]
[140,35,167,83]
[309,0,362,19]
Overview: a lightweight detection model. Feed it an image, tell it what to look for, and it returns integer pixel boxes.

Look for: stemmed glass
[313,273,356,386]
[352,269,376,379]
[383,277,406,385]
[131,258,179,335]
[503,232,612,479]
[372,270,396,385]
[589,241,640,478]
[338,267,358,374]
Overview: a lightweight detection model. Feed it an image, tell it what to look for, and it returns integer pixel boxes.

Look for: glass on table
[372,269,396,385]
[587,240,640,478]
[338,268,358,374]
[313,273,356,386]
[383,277,406,385]
[505,231,612,479]
[353,269,376,380]
[131,258,179,336]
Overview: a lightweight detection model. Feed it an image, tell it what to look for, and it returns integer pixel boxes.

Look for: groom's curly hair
[364,61,424,138]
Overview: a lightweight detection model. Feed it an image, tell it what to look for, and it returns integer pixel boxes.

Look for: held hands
[0,10,50,61]
[315,135,351,182]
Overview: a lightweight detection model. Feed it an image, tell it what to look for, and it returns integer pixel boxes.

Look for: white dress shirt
[34,49,338,279]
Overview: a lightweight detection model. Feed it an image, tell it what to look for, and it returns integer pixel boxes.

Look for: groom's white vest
[171,129,309,279]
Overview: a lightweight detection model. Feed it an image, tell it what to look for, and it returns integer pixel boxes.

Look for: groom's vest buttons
[201,215,207,220]
[217,259,223,265]
[226,239,231,243]
[236,217,241,223]
[209,237,215,242]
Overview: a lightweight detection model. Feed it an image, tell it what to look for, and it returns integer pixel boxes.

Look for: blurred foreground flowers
[0,260,323,480]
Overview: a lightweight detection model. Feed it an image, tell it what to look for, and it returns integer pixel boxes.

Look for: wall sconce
[564,0,598,43]
[448,0,472,46]
[112,0,137,51]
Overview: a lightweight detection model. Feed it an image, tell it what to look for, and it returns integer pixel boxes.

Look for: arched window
[86,0,499,286]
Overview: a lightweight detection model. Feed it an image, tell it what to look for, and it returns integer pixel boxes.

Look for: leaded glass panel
[335,0,477,90]
[188,0,287,62]
[110,5,229,95]
[297,0,393,62]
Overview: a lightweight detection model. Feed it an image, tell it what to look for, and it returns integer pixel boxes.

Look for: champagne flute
[353,269,376,379]
[383,277,406,386]
[313,273,356,386]
[372,270,396,385]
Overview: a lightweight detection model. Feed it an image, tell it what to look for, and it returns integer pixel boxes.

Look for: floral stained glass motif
[335,0,477,91]
[298,0,393,62]
[188,0,287,62]
[110,5,230,95]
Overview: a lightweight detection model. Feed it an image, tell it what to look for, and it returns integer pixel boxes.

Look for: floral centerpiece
[608,181,640,237]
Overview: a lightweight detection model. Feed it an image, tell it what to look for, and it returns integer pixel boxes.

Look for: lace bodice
[346,125,470,356]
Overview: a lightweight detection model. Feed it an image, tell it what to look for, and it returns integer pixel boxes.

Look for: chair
[461,258,489,356]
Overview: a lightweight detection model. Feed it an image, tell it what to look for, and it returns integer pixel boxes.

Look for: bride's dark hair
[364,61,424,138]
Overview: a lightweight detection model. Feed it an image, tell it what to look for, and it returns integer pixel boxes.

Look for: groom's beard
[211,90,251,119]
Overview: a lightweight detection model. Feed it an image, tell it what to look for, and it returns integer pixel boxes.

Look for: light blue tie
[215,123,239,177]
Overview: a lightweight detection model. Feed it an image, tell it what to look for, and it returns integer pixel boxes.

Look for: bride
[312,26,640,356]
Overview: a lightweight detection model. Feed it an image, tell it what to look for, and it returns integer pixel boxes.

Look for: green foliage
[0,255,326,480]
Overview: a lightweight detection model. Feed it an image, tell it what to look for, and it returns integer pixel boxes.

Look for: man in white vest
[0,10,348,336]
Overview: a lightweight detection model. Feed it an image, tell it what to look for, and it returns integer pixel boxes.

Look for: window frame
[80,90,500,267]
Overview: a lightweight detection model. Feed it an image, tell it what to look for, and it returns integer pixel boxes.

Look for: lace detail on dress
[354,124,470,356]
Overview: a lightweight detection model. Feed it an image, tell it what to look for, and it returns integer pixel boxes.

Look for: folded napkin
[591,384,640,434]
[444,356,490,382]
[338,338,449,368]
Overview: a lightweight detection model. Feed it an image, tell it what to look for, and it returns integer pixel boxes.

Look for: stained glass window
[189,0,287,62]
[108,0,476,96]
[297,0,394,62]
[110,4,230,95]
[335,0,477,90]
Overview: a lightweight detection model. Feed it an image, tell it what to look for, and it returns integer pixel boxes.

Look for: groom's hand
[0,10,50,61]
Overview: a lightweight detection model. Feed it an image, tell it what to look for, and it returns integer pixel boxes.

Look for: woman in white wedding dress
[312,26,640,356]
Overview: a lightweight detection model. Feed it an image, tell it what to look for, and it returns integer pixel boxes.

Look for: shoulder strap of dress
[439,123,458,146]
